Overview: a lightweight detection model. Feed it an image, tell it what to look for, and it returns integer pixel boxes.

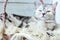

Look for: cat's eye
[47,11,50,12]
[39,10,42,12]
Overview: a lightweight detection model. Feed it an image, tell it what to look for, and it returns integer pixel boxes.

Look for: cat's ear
[52,2,58,11]
[34,1,37,9]
[39,0,44,5]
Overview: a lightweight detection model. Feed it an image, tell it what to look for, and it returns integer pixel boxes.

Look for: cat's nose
[42,13,45,16]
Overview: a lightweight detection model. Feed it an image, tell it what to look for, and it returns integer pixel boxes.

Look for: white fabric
[53,0,60,24]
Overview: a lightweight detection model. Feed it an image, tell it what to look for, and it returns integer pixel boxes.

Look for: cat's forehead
[37,5,44,10]
[45,6,53,11]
